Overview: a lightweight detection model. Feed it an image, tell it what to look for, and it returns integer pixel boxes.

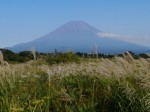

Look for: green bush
[46,52,81,65]
[0,49,34,63]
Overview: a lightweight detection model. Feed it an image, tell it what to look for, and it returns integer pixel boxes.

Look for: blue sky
[0,0,150,47]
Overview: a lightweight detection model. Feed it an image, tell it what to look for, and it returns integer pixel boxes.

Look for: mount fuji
[9,20,150,54]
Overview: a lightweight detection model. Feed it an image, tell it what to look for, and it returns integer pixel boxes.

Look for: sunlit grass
[0,54,150,111]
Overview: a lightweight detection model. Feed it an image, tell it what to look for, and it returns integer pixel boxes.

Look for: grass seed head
[31,47,36,61]
[0,50,4,64]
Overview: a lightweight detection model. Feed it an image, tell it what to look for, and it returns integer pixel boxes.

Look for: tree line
[0,49,149,64]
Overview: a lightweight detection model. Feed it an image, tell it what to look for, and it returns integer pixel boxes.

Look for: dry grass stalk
[0,50,4,64]
[122,52,134,63]
[95,44,98,59]
[0,50,9,67]
[31,48,36,61]
[146,53,150,58]
[126,51,134,62]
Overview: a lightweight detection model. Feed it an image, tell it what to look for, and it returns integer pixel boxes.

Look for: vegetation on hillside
[0,49,150,111]
[0,49,149,64]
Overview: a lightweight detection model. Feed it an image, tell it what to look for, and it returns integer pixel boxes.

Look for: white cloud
[97,32,120,38]
[97,32,150,47]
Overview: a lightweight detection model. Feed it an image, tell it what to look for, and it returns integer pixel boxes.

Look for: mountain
[9,20,150,54]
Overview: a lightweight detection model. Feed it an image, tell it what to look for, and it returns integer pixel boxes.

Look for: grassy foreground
[0,55,150,112]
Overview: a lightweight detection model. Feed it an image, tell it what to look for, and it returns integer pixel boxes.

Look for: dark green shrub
[46,52,81,65]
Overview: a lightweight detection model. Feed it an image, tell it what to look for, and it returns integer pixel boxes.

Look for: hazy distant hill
[9,20,150,54]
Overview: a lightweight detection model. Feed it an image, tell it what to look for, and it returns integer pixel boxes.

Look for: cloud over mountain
[98,32,150,47]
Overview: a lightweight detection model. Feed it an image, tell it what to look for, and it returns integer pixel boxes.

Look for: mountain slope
[9,20,150,54]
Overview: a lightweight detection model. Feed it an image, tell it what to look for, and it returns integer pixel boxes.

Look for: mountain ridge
[9,20,150,54]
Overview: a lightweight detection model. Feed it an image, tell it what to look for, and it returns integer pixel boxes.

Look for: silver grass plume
[95,44,98,59]
[31,48,36,61]
[0,50,4,64]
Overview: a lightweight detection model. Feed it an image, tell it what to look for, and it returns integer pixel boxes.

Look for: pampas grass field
[0,52,150,112]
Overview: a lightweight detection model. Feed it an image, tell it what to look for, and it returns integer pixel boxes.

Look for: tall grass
[0,53,150,111]
[0,50,4,64]
[31,48,36,61]
[0,50,9,66]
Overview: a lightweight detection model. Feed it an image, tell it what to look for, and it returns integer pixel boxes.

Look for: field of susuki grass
[0,52,150,112]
